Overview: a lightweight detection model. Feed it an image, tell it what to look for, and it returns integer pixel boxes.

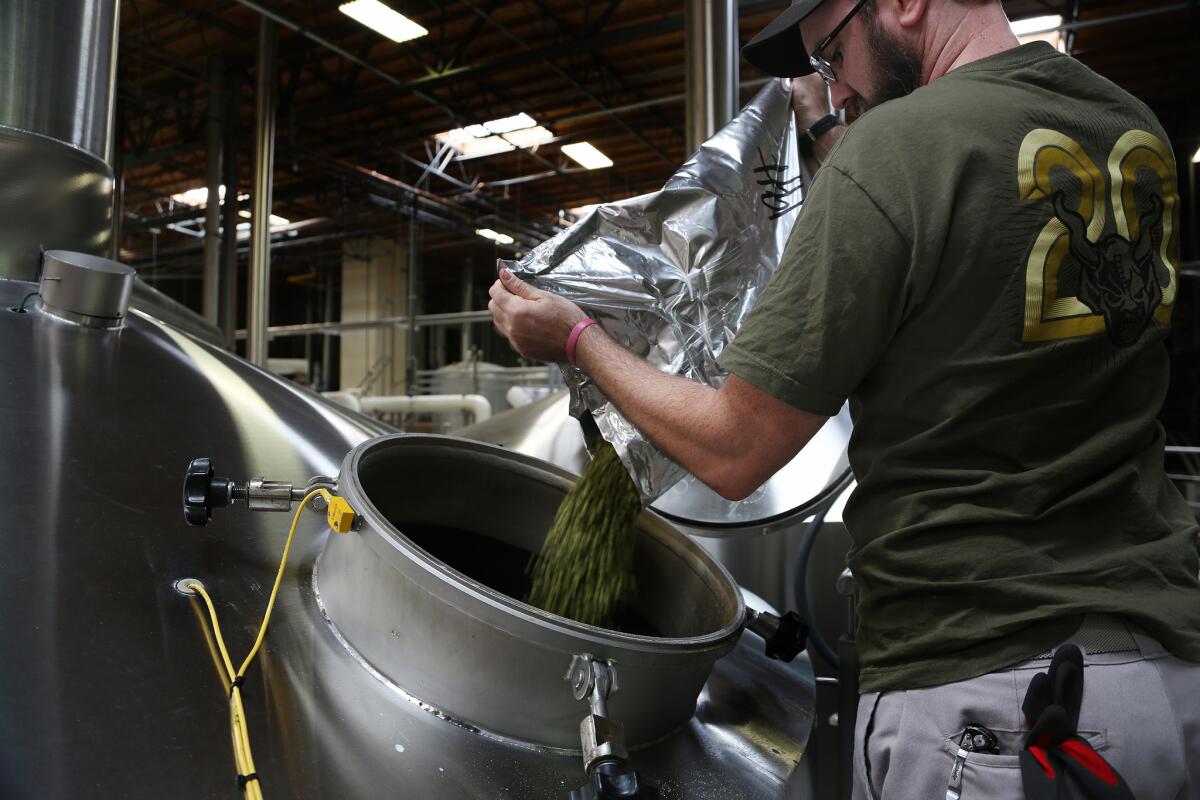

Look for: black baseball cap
[742,0,828,77]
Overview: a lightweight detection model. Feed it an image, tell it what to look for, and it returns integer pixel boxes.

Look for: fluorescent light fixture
[502,126,554,148]
[435,114,549,159]
[1010,14,1061,36]
[237,209,290,228]
[171,185,225,207]
[476,228,514,245]
[434,129,516,159]
[170,185,250,207]
[339,0,427,43]
[1193,146,1200,164]
[483,113,537,134]
[562,142,613,170]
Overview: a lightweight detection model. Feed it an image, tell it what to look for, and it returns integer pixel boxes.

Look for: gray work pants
[852,629,1200,799]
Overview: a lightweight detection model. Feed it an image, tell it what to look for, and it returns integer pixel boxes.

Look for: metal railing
[1165,445,1200,518]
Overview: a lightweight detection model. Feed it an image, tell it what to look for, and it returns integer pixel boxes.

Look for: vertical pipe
[112,175,124,261]
[713,0,738,124]
[304,286,313,384]
[202,56,224,325]
[0,0,120,279]
[247,18,277,366]
[220,70,240,349]
[405,194,419,394]
[322,264,335,390]
[685,0,738,154]
[1189,153,1197,263]
[460,259,473,362]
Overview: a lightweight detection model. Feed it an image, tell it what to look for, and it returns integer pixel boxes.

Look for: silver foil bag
[504,79,803,503]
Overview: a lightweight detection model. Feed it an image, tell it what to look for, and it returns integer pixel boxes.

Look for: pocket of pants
[940,728,1109,797]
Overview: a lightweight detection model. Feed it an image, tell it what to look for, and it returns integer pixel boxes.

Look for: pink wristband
[566,318,598,367]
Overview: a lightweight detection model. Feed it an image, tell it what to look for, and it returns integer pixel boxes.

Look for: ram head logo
[1052,192,1164,347]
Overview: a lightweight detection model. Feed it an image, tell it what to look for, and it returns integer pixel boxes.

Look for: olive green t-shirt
[719,43,1200,692]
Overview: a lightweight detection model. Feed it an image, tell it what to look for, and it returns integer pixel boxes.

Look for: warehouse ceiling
[117,0,1200,277]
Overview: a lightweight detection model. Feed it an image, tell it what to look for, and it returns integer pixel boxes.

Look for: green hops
[526,439,642,628]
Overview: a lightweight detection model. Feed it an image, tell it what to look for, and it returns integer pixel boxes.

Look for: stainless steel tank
[0,0,120,280]
[0,274,816,798]
[320,435,746,749]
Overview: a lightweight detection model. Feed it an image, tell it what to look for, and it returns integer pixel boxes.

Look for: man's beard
[846,12,924,117]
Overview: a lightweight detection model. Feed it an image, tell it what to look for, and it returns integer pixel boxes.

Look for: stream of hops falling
[526,439,642,628]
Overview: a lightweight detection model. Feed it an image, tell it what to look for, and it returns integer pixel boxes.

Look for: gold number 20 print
[1017,128,1179,344]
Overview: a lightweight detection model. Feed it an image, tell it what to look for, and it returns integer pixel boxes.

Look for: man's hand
[790,74,833,130]
[488,267,588,363]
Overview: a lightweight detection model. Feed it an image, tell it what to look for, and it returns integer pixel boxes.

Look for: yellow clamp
[325,494,357,534]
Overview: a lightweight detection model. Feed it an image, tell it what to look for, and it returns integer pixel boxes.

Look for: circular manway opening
[356,440,741,639]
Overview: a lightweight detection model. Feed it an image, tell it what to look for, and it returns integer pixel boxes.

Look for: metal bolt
[565,653,596,701]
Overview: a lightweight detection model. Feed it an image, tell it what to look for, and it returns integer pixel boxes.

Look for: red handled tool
[1019,644,1135,800]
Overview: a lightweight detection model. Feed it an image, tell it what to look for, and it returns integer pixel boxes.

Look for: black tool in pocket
[1019,644,1135,800]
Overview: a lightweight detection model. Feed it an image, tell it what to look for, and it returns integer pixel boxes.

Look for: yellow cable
[185,487,325,799]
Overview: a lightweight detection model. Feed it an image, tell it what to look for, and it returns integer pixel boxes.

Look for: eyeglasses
[808,0,870,84]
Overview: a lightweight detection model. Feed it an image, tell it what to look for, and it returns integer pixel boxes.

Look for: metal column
[405,194,419,394]
[220,66,240,349]
[322,264,335,389]
[247,18,277,366]
[461,260,473,362]
[1189,152,1198,263]
[685,0,738,154]
[202,57,223,325]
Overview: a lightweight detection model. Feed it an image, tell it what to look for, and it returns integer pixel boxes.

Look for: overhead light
[435,129,516,159]
[237,209,291,228]
[483,113,537,134]
[170,185,250,207]
[435,114,550,159]
[1193,146,1200,164]
[339,0,427,43]
[171,185,225,207]
[1010,14,1062,36]
[562,142,613,170]
[476,228,514,245]
[502,126,554,148]
[1010,14,1065,51]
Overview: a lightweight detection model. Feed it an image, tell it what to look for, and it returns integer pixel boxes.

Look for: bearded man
[489,1,1200,796]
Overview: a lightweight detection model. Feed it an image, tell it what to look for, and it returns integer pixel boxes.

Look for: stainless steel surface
[245,477,297,511]
[506,79,802,503]
[0,278,814,797]
[460,390,853,533]
[130,278,225,347]
[0,0,119,281]
[0,126,115,281]
[685,0,738,154]
[459,391,590,475]
[235,308,494,339]
[38,250,133,324]
[0,0,119,161]
[247,17,276,367]
[321,434,747,750]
